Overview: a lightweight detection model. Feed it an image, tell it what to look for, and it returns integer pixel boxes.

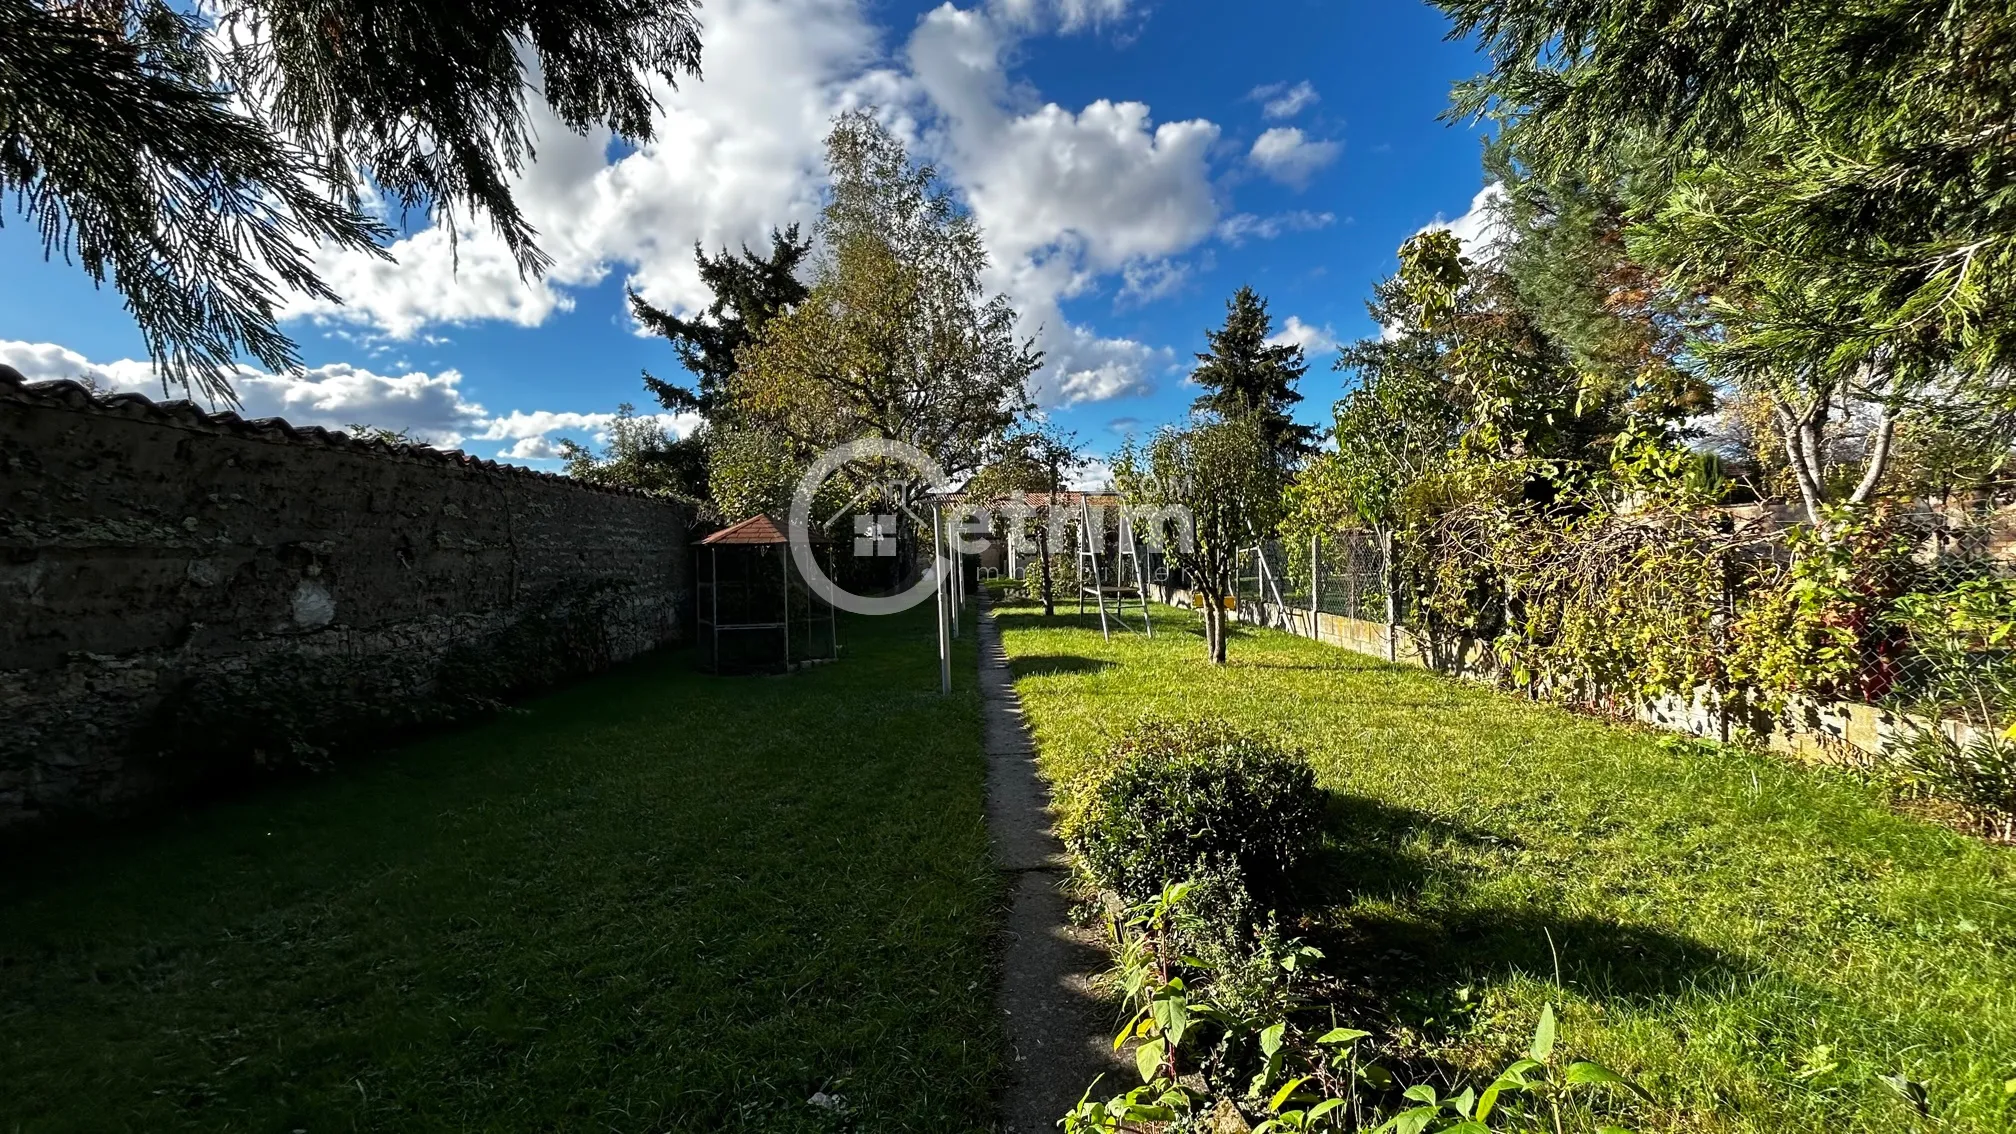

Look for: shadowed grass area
[997,605,2016,1134]
[1,606,997,1133]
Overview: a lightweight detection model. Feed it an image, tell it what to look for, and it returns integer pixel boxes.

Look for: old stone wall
[0,373,691,831]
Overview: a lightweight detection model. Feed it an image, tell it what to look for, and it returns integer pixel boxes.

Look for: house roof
[940,490,1120,508]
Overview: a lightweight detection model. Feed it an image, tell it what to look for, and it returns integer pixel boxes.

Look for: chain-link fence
[1219,501,2014,834]
[1238,531,1397,624]
[1832,501,2014,717]
[1236,501,2015,724]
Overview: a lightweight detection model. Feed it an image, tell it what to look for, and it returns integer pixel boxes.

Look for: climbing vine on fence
[1420,501,1744,705]
[1723,506,1919,707]
[1375,467,2016,836]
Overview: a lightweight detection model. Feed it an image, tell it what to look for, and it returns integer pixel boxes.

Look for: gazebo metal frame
[695,515,839,675]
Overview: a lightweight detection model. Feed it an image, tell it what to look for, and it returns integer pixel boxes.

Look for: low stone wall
[0,372,692,831]
[1149,583,1959,762]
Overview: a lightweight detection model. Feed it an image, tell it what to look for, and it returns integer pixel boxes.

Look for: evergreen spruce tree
[1,0,704,403]
[1439,0,2016,519]
[627,227,813,417]
[1189,286,1319,464]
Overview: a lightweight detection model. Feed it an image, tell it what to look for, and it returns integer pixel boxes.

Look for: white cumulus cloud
[1067,455,1116,491]
[1215,209,1335,246]
[905,0,1222,405]
[1417,182,1510,258]
[1249,127,1340,189]
[1267,315,1340,356]
[276,0,1223,410]
[989,0,1134,33]
[289,0,886,337]
[0,341,696,461]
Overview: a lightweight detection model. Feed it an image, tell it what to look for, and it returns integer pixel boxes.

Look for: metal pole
[1381,528,1399,663]
[935,506,951,695]
[1347,531,1359,622]
[1311,532,1321,619]
[949,507,961,640]
[1084,497,1110,640]
[781,544,791,670]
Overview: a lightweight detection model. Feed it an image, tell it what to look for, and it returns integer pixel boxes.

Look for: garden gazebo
[695,515,839,675]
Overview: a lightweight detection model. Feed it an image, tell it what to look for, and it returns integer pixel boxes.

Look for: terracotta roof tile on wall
[0,366,661,500]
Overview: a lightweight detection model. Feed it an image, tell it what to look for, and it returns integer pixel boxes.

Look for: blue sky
[0,0,1497,474]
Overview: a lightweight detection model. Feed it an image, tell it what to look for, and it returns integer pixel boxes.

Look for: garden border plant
[1000,600,2016,1132]
[1056,715,1653,1133]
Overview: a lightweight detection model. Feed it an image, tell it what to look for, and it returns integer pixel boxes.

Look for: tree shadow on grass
[1296,793,1517,907]
[1009,656,1115,677]
[990,612,1113,636]
[1292,793,1746,1012]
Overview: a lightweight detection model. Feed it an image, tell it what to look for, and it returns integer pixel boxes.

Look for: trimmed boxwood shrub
[1072,716,1322,907]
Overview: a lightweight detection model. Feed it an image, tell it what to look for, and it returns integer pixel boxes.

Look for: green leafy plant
[1111,882,1207,1094]
[1256,1005,1649,1134]
[1063,882,1207,1132]
[1060,1078,1185,1134]
[1886,575,2016,722]
[1063,879,1330,1130]
[1893,727,2016,841]
[1025,554,1082,597]
[1066,877,1653,1134]
[981,575,1028,600]
[1880,572,2016,837]
[1728,506,1918,706]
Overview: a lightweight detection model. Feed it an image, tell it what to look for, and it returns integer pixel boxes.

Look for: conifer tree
[627,227,813,417]
[1,0,704,403]
[1439,0,2016,521]
[1189,286,1319,465]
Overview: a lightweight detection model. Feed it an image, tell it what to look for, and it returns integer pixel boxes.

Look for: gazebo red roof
[699,514,832,545]
[700,515,791,545]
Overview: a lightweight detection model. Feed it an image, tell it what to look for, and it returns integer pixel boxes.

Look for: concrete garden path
[978,603,1118,1132]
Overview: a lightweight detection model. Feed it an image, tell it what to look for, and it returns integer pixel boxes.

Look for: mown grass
[995,604,2016,1134]
[1,605,997,1133]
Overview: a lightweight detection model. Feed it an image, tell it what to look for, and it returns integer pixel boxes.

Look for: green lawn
[0,606,997,1133]
[996,605,2016,1134]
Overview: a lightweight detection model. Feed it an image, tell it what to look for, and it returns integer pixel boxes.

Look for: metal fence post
[1381,527,1399,663]
[1346,530,1359,623]
[1310,532,1321,620]
[948,509,960,640]
[935,506,951,695]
